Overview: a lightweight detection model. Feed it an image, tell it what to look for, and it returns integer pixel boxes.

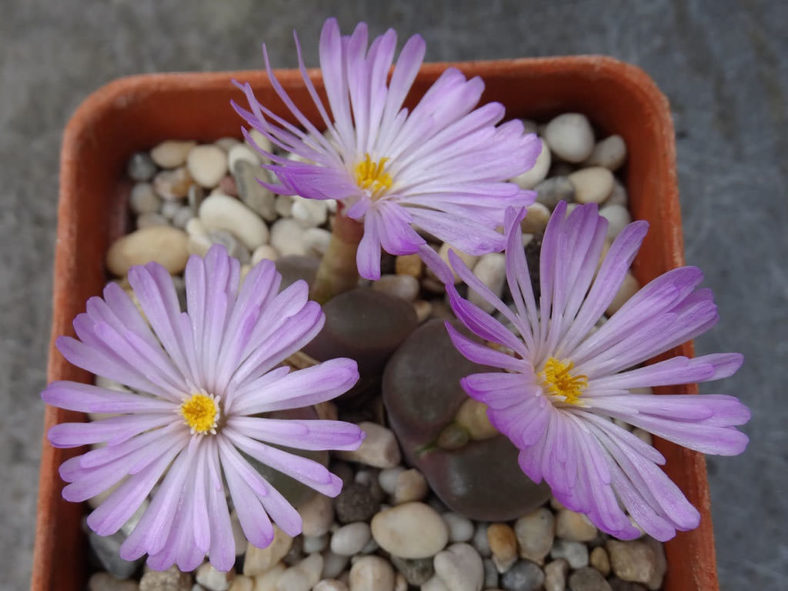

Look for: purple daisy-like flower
[42,245,363,571]
[232,18,539,279]
[440,202,750,541]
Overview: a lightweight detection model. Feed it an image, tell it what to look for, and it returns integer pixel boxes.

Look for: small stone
[229,513,246,556]
[322,552,350,580]
[195,563,234,591]
[303,227,332,258]
[606,539,665,590]
[161,200,181,219]
[487,524,518,573]
[348,556,395,591]
[88,572,139,591]
[378,467,404,495]
[218,174,238,196]
[590,547,611,576]
[442,512,474,543]
[153,167,193,199]
[291,197,328,228]
[127,152,158,182]
[393,573,407,591]
[390,556,434,586]
[151,140,196,168]
[599,204,631,240]
[331,523,372,556]
[275,194,294,218]
[106,226,189,276]
[187,145,228,188]
[336,422,401,469]
[544,559,569,591]
[251,244,279,265]
[227,575,253,591]
[270,219,307,257]
[136,212,169,229]
[88,529,144,579]
[500,561,545,591]
[632,428,652,445]
[606,179,628,206]
[413,300,432,323]
[483,559,499,588]
[395,254,423,278]
[199,194,269,250]
[437,242,479,284]
[172,205,195,230]
[473,522,491,557]
[251,563,285,591]
[455,398,498,441]
[555,509,598,542]
[608,581,648,591]
[514,509,554,564]
[130,182,161,214]
[468,253,506,313]
[520,202,551,234]
[314,581,348,591]
[535,176,575,209]
[550,540,589,569]
[544,113,595,163]
[433,543,484,591]
[334,482,381,524]
[188,184,206,211]
[208,229,250,263]
[139,567,191,591]
[605,272,640,316]
[246,128,273,155]
[569,167,614,204]
[279,554,323,590]
[233,160,276,221]
[421,576,449,591]
[187,232,213,257]
[392,468,428,504]
[370,502,449,558]
[243,526,293,575]
[568,567,613,591]
[303,534,328,554]
[215,137,240,152]
[227,144,259,170]
[512,139,551,190]
[372,274,420,302]
[584,135,627,171]
[274,255,319,290]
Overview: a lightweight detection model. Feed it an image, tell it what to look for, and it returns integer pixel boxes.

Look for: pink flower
[442,203,750,541]
[42,246,364,571]
[232,18,539,279]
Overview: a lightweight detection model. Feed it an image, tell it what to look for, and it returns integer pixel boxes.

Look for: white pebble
[421,576,449,591]
[371,502,448,559]
[442,512,474,543]
[150,140,196,168]
[270,219,307,257]
[606,179,629,206]
[227,144,260,170]
[303,534,328,554]
[299,493,334,538]
[468,253,506,313]
[512,138,551,190]
[584,134,627,171]
[136,212,168,229]
[187,144,228,188]
[215,137,241,152]
[378,467,405,495]
[393,468,428,504]
[252,563,286,591]
[292,197,328,228]
[199,194,269,250]
[568,167,614,204]
[314,581,348,591]
[336,422,401,468]
[433,543,484,591]
[251,244,279,265]
[130,182,161,214]
[246,128,273,156]
[331,523,372,556]
[303,227,332,258]
[348,556,395,591]
[605,271,640,316]
[195,562,233,591]
[472,522,491,557]
[438,242,479,284]
[543,113,595,163]
[599,204,632,240]
[275,194,295,217]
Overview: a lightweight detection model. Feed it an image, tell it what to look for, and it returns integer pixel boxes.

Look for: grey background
[1,0,785,588]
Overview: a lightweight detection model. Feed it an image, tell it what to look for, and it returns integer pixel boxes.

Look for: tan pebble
[469,253,506,313]
[606,538,666,589]
[187,233,213,257]
[433,543,484,591]
[335,422,401,468]
[632,428,653,445]
[421,277,446,295]
[412,300,432,323]
[395,253,423,278]
[543,559,569,591]
[514,508,555,564]
[555,509,598,542]
[229,512,246,556]
[87,572,138,591]
[187,144,228,188]
[106,226,189,276]
[246,128,273,156]
[229,575,254,590]
[599,203,632,240]
[298,492,334,538]
[150,140,196,168]
[252,562,286,591]
[421,576,449,591]
[153,166,193,199]
[196,562,235,590]
[569,167,614,204]
[455,398,498,441]
[605,271,640,316]
[394,572,407,591]
[512,138,551,190]
[243,526,293,575]
[370,502,448,558]
[348,555,395,591]
[590,546,611,576]
[313,580,348,591]
[251,245,279,265]
[584,134,627,171]
[487,523,517,573]
[520,202,551,234]
[372,274,420,302]
[228,143,260,169]
[439,242,479,284]
[393,468,428,504]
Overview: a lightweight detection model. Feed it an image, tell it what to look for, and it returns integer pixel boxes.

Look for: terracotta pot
[33,57,717,590]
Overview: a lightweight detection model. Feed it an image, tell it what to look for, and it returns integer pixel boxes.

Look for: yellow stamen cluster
[354,153,393,197]
[180,393,220,435]
[539,358,588,406]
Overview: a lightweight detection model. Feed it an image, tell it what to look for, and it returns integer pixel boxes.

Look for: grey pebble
[535,176,575,209]
[127,152,157,182]
[500,560,545,591]
[569,567,613,591]
[333,482,381,524]
[390,555,435,585]
[207,229,250,264]
[136,212,169,229]
[550,539,589,569]
[88,530,143,580]
[129,182,161,214]
[172,205,196,230]
[483,558,499,588]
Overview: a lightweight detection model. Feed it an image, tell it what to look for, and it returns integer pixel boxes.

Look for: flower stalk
[310,207,364,303]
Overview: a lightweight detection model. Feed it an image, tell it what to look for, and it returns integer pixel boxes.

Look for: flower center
[180,393,220,435]
[539,358,588,405]
[354,153,393,198]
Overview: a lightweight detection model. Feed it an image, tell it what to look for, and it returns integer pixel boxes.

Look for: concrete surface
[1,0,785,588]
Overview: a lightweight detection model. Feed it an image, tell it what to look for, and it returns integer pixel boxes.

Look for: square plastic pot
[33,57,718,590]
